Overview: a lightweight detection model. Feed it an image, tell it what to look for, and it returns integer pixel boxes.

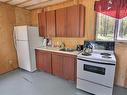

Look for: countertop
[36,47,81,56]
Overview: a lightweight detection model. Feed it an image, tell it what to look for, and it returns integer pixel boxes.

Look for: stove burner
[100,53,111,56]
[102,55,112,59]
[82,53,91,56]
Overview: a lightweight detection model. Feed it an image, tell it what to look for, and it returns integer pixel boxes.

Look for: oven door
[77,58,115,87]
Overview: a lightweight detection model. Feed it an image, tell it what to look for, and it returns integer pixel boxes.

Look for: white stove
[77,50,116,64]
[76,41,116,95]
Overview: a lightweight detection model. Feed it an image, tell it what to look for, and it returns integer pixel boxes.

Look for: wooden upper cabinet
[46,10,56,37]
[79,5,85,37]
[38,5,85,37]
[35,50,52,73]
[66,5,85,37]
[66,5,80,37]
[38,12,47,37]
[56,8,66,37]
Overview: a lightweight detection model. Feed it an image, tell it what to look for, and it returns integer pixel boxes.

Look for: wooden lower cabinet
[63,56,76,81]
[52,52,76,81]
[52,53,63,78]
[35,50,52,73]
[35,50,76,81]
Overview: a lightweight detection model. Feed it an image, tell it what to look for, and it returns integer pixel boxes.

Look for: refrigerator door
[15,26,28,41]
[16,40,31,71]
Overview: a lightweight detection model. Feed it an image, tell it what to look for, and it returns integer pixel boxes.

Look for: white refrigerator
[14,26,43,72]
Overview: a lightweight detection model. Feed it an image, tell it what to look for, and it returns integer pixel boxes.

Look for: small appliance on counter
[82,41,93,56]
[76,44,83,51]
[42,38,47,47]
[42,38,52,47]
[47,38,52,46]
[77,41,116,95]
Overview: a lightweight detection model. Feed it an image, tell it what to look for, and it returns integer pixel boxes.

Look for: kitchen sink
[59,48,75,52]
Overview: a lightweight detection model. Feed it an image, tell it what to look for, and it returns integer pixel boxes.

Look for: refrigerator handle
[13,30,17,49]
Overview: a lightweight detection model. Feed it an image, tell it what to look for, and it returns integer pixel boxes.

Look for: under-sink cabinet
[35,50,76,81]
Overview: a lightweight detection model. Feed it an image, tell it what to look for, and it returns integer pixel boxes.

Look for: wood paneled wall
[52,37,86,48]
[80,0,95,40]
[15,7,32,25]
[0,2,17,74]
[0,2,31,74]
[31,9,42,26]
[115,43,127,88]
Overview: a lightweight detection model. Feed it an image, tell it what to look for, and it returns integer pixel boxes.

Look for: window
[117,17,127,41]
[96,13,127,41]
[96,13,116,41]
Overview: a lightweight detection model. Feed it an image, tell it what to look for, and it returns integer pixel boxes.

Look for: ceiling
[0,0,69,10]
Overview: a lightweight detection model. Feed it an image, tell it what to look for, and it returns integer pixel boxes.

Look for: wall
[0,2,17,74]
[0,2,31,74]
[31,9,42,26]
[15,7,31,26]
[115,43,127,88]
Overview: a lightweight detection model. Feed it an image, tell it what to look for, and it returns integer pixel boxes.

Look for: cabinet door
[56,8,66,37]
[66,5,80,37]
[79,5,85,37]
[35,50,52,73]
[52,53,63,78]
[38,12,47,37]
[46,10,56,37]
[63,55,76,81]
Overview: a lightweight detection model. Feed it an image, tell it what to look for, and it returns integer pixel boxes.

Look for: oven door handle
[77,58,115,66]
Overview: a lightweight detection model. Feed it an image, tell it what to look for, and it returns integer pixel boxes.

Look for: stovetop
[77,50,116,64]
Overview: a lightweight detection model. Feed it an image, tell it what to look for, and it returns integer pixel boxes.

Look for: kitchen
[0,0,127,95]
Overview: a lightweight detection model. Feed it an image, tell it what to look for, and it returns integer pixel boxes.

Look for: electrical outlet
[8,59,13,65]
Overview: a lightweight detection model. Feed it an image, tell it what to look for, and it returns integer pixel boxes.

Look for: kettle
[83,41,93,54]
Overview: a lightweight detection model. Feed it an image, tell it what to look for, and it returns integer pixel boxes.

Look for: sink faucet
[60,42,65,49]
